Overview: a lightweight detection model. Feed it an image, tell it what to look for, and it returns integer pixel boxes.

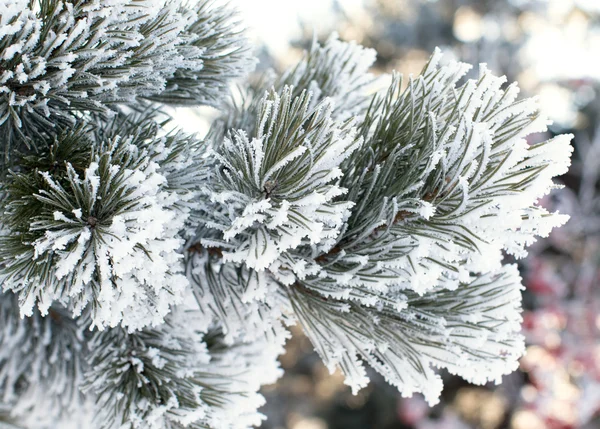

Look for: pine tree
[0,2,572,428]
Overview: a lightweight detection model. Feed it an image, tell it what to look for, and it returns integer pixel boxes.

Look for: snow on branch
[184,240,290,344]
[211,33,378,146]
[201,86,359,273]
[197,46,573,405]
[311,49,574,297]
[0,19,575,424]
[289,265,525,405]
[0,292,86,427]
[279,33,378,121]
[0,0,251,158]
[83,304,285,429]
[0,120,203,331]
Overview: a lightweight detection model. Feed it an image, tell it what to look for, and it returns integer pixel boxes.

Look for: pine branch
[83,308,286,429]
[209,33,378,145]
[278,33,379,121]
[0,292,87,426]
[193,44,572,405]
[288,265,525,405]
[185,238,289,343]
[200,86,359,273]
[0,113,202,330]
[0,10,575,426]
[307,50,573,298]
[146,0,255,107]
[0,0,251,163]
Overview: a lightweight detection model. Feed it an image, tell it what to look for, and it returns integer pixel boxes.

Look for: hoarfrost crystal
[0,3,573,427]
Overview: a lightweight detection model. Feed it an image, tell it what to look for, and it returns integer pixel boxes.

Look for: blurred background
[226,1,600,428]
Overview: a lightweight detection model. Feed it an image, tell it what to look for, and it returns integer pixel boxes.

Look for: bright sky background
[230,0,365,56]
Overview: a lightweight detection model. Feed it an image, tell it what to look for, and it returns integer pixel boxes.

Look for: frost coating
[0,290,286,429]
[196,44,573,406]
[0,293,85,427]
[0,0,197,120]
[312,50,574,298]
[0,0,252,157]
[0,135,190,331]
[286,51,572,403]
[84,303,287,429]
[291,265,526,405]
[280,32,378,121]
[203,87,359,273]
[185,246,291,343]
[0,22,575,427]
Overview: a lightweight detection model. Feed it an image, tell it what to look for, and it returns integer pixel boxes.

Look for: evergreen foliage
[0,1,572,428]
[0,116,199,330]
[0,0,251,161]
